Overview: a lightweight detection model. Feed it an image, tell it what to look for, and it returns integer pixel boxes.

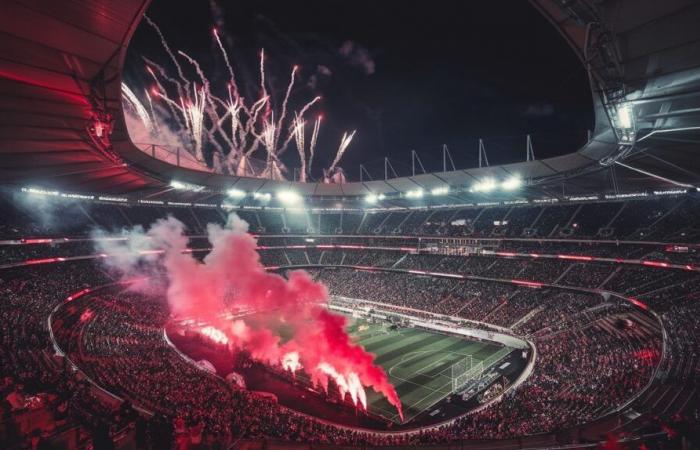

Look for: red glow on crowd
[25,257,66,265]
[627,297,649,310]
[634,349,659,365]
[642,260,669,268]
[510,279,543,288]
[557,254,594,261]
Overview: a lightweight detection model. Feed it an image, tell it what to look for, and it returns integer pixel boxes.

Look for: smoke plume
[95,213,403,419]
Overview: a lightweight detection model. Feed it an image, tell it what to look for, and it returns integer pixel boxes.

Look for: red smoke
[99,214,403,419]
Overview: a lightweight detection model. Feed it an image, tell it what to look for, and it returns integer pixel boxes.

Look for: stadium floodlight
[277,190,302,204]
[227,188,246,198]
[431,186,450,196]
[501,176,522,191]
[253,192,272,201]
[471,178,496,193]
[405,188,424,199]
[365,193,386,204]
[170,180,205,192]
[617,104,633,129]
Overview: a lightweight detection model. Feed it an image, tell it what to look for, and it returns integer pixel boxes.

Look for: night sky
[126,0,594,180]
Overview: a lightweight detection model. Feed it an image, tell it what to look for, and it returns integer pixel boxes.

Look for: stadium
[1,0,699,449]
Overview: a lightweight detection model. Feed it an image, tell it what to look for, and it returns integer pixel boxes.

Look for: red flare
[100,215,404,419]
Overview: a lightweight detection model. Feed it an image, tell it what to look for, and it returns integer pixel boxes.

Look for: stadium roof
[1,0,699,205]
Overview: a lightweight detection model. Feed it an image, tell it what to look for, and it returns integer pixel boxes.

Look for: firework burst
[123,18,355,181]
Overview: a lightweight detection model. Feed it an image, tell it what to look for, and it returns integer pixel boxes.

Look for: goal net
[451,356,484,392]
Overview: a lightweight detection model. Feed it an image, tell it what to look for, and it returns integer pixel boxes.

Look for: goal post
[450,355,471,381]
[451,347,512,392]
[451,355,485,392]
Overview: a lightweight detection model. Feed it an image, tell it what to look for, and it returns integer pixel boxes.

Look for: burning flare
[95,214,403,419]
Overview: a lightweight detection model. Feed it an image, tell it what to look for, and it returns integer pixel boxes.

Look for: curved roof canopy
[0,0,699,205]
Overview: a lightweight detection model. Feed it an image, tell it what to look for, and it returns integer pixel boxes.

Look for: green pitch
[346,319,507,424]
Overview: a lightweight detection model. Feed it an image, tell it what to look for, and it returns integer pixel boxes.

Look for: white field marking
[358,327,493,422]
[415,352,455,375]
[353,325,418,348]
[408,377,455,415]
[388,350,471,395]
[380,349,487,423]
[387,352,447,395]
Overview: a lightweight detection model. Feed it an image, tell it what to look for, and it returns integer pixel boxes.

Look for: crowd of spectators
[1,192,699,448]
[2,190,700,242]
[47,277,666,446]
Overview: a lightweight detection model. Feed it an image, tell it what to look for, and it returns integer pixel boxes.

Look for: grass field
[346,318,507,423]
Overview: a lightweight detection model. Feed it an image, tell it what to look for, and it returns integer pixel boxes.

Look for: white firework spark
[121,83,153,133]
[308,115,322,172]
[212,27,240,98]
[183,86,207,161]
[123,18,358,180]
[292,114,307,181]
[144,89,159,133]
[329,130,356,172]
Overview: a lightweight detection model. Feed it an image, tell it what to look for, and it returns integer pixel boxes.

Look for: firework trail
[124,17,357,179]
[225,90,242,149]
[292,114,307,181]
[244,96,271,157]
[144,89,159,134]
[143,57,183,90]
[259,49,268,101]
[259,112,277,164]
[298,96,322,120]
[329,130,356,172]
[177,51,212,95]
[278,94,322,155]
[276,65,297,148]
[121,83,153,133]
[212,28,240,99]
[308,115,322,172]
[183,86,207,161]
[144,15,189,92]
[178,50,232,153]
[144,60,187,130]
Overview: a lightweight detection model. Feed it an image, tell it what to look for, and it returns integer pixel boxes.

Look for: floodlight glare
[170,180,205,192]
[431,186,450,196]
[471,178,496,192]
[405,188,424,199]
[366,193,387,203]
[617,104,633,129]
[501,176,522,191]
[277,190,302,204]
[253,192,271,201]
[227,188,246,198]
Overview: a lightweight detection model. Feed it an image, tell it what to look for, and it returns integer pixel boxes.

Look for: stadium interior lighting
[501,176,522,191]
[471,178,496,193]
[617,104,633,129]
[170,180,205,192]
[227,188,246,198]
[253,192,272,201]
[365,193,386,204]
[277,190,302,204]
[405,188,424,199]
[430,186,450,196]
